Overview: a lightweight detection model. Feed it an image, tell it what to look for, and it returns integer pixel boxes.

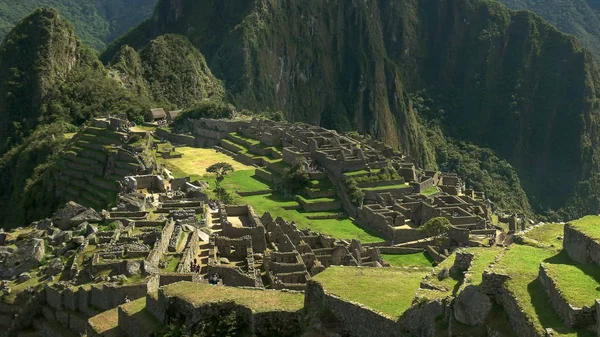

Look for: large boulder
[454,285,492,326]
[36,219,53,230]
[53,231,73,245]
[52,202,101,230]
[70,209,102,224]
[85,223,98,237]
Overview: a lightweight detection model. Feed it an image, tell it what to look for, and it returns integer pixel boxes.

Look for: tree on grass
[206,162,234,189]
[419,217,453,247]
[278,159,311,196]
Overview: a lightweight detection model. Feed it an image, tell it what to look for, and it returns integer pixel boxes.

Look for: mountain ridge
[104,0,600,216]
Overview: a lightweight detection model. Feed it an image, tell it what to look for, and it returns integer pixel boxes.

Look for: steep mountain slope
[0,0,157,51]
[0,9,150,226]
[105,0,600,216]
[110,34,224,108]
[497,0,600,61]
[0,9,226,227]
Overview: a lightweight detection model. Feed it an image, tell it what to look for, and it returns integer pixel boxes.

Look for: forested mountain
[0,0,157,51]
[105,0,600,219]
[3,0,600,226]
[0,8,222,226]
[497,0,600,61]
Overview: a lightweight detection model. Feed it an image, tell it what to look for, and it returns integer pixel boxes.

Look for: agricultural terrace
[569,215,600,242]
[313,266,428,319]
[162,282,304,312]
[493,238,595,337]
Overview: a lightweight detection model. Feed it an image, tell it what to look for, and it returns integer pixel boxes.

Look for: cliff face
[104,0,600,212]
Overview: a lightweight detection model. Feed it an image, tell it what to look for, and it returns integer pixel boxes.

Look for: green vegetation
[162,281,304,312]
[423,247,502,299]
[341,177,365,207]
[382,252,434,268]
[115,35,224,109]
[0,0,156,51]
[277,159,311,195]
[88,308,120,336]
[421,186,439,196]
[543,255,600,308]
[313,267,428,319]
[174,100,234,127]
[419,217,453,246]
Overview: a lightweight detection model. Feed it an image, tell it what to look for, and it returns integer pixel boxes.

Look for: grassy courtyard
[157,147,253,181]
[313,266,427,319]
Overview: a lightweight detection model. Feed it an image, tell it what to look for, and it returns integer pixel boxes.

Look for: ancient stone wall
[156,128,197,146]
[178,229,200,273]
[145,220,175,268]
[538,264,596,328]
[425,246,446,263]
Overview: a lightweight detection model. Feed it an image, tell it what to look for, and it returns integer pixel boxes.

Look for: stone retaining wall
[538,264,596,328]
[480,270,542,337]
[564,224,600,265]
[304,280,400,337]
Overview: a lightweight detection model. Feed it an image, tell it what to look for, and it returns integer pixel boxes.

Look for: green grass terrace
[312,266,428,319]
[162,281,304,312]
[569,215,600,242]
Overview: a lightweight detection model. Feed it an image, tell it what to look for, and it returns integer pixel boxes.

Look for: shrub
[342,177,364,207]
[419,217,453,247]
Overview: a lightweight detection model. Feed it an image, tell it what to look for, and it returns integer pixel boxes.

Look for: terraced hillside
[55,125,144,210]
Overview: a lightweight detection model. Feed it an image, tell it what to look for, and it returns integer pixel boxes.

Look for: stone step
[118,298,162,337]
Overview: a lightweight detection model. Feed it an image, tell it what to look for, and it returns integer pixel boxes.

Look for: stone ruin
[174,117,499,250]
